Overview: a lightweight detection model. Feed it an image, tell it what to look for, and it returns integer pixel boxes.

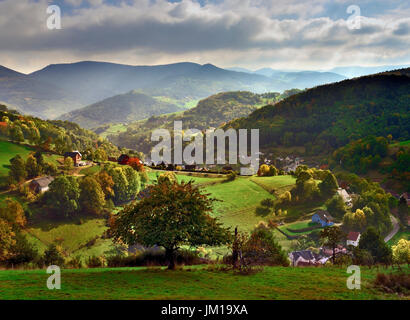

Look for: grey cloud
[0,0,409,72]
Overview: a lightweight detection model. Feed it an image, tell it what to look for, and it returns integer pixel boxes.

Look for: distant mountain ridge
[1,61,351,120]
[59,90,183,129]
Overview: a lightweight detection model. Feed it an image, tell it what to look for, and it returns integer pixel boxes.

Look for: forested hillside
[59,91,183,129]
[0,104,120,161]
[226,72,410,156]
[106,91,299,154]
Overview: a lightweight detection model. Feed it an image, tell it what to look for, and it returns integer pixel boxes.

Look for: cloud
[0,0,409,73]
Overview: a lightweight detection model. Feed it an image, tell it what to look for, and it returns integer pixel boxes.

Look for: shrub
[6,233,39,266]
[87,256,106,268]
[242,227,289,266]
[67,256,83,269]
[255,206,271,217]
[374,273,410,295]
[41,244,65,267]
[225,171,237,182]
[106,249,203,268]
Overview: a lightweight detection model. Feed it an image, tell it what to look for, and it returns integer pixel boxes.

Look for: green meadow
[0,265,407,300]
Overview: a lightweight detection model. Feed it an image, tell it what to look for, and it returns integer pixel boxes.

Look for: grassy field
[25,218,113,259]
[79,164,102,176]
[0,140,60,177]
[98,123,127,139]
[250,175,296,194]
[387,229,410,247]
[0,140,33,176]
[390,140,410,147]
[0,265,407,300]
[204,177,273,233]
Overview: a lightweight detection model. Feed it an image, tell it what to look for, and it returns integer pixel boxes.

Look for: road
[384,214,399,243]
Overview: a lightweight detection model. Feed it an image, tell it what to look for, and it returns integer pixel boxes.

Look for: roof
[31,176,54,188]
[347,231,360,242]
[337,188,352,202]
[290,250,316,261]
[64,151,82,157]
[315,210,334,222]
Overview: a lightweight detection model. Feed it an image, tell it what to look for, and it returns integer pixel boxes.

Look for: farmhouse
[184,164,197,171]
[64,151,82,166]
[312,210,334,227]
[29,176,54,194]
[118,154,130,165]
[118,154,142,166]
[289,250,323,266]
[346,231,361,247]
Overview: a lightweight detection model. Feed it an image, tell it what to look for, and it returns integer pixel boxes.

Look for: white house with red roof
[346,231,361,247]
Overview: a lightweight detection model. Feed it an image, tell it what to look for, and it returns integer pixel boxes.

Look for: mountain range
[0,61,348,121]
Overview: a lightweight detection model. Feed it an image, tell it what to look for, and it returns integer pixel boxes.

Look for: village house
[29,176,54,194]
[346,231,361,247]
[320,245,348,257]
[117,154,142,167]
[337,187,353,207]
[312,210,334,227]
[288,250,327,266]
[64,151,82,166]
[184,164,197,171]
[118,154,130,165]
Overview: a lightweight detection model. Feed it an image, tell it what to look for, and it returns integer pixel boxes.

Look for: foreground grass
[0,265,407,300]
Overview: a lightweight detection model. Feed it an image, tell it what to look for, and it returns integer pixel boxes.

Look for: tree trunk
[232,227,239,269]
[165,248,176,270]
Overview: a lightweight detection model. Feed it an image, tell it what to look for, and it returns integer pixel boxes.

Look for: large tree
[359,227,392,264]
[79,176,106,215]
[0,198,26,229]
[326,195,346,219]
[44,176,80,217]
[8,155,27,185]
[110,180,231,269]
[320,226,345,264]
[318,171,339,198]
[0,219,16,262]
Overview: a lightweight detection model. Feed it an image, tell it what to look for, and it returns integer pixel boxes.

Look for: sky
[0,0,409,74]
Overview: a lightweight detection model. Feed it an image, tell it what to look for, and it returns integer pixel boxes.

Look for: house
[346,231,361,247]
[289,250,323,266]
[184,164,197,171]
[117,154,142,167]
[118,154,130,165]
[29,176,54,194]
[64,151,82,166]
[400,193,410,206]
[337,187,353,207]
[312,210,334,227]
